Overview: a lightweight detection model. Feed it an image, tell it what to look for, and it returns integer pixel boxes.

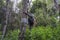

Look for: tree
[18,0,29,40]
[1,0,10,40]
[30,0,58,27]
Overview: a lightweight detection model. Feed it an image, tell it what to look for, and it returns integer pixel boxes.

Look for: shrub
[4,30,20,40]
[4,26,60,40]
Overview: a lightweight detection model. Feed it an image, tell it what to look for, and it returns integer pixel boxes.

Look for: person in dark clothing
[23,12,35,30]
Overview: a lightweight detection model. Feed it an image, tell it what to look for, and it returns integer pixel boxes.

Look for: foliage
[0,24,2,39]
[25,26,60,40]
[4,30,20,40]
[0,0,60,40]
[30,0,59,26]
[1,25,60,40]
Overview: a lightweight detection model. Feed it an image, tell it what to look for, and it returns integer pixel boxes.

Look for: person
[23,12,35,30]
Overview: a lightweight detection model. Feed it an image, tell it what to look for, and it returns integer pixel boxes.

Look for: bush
[0,32,2,39]
[4,26,60,40]
[0,24,1,30]
[4,30,20,40]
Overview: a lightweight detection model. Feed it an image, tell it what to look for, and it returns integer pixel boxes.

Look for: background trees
[0,0,60,40]
[30,0,59,27]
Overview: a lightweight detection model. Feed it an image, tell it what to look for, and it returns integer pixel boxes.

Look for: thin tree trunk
[18,0,29,40]
[1,0,9,40]
[54,0,59,10]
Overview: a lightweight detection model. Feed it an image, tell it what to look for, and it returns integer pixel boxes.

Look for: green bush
[4,26,60,40]
[0,24,1,30]
[0,24,2,39]
[0,32,2,39]
[4,30,20,40]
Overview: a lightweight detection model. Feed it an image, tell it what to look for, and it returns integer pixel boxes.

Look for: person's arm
[23,12,31,17]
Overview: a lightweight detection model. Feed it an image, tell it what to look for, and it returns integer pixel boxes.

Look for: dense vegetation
[0,0,60,40]
[0,25,60,40]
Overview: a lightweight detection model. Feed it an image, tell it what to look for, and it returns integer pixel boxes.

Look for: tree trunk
[54,0,59,10]
[1,0,10,40]
[18,0,29,40]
